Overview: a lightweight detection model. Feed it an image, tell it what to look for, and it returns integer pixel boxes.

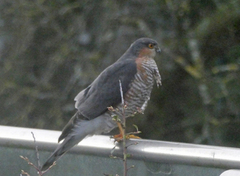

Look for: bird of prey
[42,37,161,170]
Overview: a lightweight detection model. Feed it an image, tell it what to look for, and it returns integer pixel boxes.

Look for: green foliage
[0,0,240,146]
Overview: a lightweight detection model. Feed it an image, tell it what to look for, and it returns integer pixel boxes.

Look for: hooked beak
[155,46,161,53]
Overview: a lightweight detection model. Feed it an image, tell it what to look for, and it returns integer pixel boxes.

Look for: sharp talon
[112,134,141,142]
[126,134,141,139]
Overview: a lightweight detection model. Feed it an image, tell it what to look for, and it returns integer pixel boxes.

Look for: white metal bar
[1,125,240,169]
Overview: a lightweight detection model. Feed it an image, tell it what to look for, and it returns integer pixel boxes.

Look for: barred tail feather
[41,132,85,171]
[41,113,87,170]
[41,113,112,171]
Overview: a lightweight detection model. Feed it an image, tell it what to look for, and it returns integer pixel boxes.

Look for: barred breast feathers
[113,57,161,117]
[138,57,161,87]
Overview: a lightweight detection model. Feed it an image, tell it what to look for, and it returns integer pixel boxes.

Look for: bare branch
[21,170,31,176]
[31,132,41,169]
[119,80,127,176]
[20,132,56,176]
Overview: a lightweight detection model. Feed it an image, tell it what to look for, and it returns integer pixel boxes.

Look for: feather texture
[41,38,161,171]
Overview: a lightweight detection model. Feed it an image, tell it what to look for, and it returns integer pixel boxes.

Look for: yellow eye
[148,43,154,49]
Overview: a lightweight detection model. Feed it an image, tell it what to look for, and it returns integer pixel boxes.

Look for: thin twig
[31,132,41,169]
[21,170,31,176]
[41,161,56,174]
[20,132,56,176]
[127,165,135,171]
[119,80,127,176]
[20,155,39,170]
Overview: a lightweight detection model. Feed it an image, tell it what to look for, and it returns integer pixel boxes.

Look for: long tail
[41,112,97,171]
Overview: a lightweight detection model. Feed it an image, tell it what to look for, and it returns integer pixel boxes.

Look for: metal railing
[1,125,240,176]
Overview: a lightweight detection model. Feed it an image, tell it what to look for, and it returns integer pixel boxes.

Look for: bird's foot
[126,134,141,139]
[113,133,141,142]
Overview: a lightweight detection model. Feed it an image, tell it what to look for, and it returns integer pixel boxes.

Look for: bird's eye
[148,43,154,49]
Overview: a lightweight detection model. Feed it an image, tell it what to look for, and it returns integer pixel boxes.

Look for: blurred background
[0,0,239,147]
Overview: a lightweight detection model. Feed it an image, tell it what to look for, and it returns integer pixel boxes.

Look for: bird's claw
[112,133,141,142]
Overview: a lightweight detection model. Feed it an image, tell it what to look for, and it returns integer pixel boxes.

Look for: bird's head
[129,38,161,58]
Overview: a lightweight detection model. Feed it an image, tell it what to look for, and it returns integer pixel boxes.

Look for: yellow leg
[113,121,141,141]
[113,121,124,141]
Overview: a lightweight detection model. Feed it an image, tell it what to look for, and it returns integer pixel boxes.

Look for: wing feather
[74,59,137,119]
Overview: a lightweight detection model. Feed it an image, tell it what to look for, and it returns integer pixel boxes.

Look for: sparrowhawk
[42,38,161,170]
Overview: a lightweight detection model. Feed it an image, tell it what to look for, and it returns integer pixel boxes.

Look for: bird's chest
[111,57,160,118]
[133,56,161,91]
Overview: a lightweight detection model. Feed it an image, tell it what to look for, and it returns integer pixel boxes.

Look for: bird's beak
[155,46,161,53]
